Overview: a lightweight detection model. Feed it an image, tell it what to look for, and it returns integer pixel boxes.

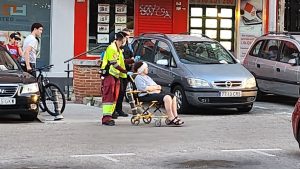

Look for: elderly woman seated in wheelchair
[133,61,184,126]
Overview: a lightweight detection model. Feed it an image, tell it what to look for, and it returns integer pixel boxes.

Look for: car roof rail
[179,32,211,39]
[262,31,300,39]
[139,32,170,40]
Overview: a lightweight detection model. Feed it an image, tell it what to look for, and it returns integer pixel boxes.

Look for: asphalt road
[0,95,299,169]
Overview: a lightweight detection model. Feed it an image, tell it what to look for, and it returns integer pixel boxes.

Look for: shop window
[189,5,235,52]
[191,18,202,27]
[220,8,232,18]
[206,8,218,17]
[220,41,231,51]
[220,30,232,39]
[206,19,217,28]
[190,29,202,36]
[88,0,134,55]
[205,30,217,39]
[0,0,51,67]
[191,8,203,17]
[221,19,232,28]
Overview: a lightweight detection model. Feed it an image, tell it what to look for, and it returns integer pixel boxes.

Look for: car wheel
[173,85,188,114]
[256,89,265,101]
[237,103,253,112]
[20,113,37,121]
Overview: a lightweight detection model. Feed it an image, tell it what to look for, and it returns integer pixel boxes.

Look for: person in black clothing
[112,28,134,119]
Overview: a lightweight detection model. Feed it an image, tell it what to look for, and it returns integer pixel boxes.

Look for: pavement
[37,101,132,123]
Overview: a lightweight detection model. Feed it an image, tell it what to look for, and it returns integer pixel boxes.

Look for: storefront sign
[2,4,26,16]
[239,0,263,60]
[139,4,171,18]
[189,0,236,6]
[0,0,51,67]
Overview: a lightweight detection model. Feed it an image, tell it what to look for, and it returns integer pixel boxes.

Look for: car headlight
[244,77,256,88]
[187,78,210,88]
[21,83,39,94]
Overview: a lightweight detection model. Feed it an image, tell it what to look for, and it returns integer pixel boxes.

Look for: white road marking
[222,148,282,157]
[71,153,136,162]
[254,106,270,110]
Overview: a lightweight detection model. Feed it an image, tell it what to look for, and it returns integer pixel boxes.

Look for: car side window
[280,41,299,64]
[261,40,281,61]
[250,40,264,57]
[131,40,139,55]
[140,39,156,63]
[154,41,172,65]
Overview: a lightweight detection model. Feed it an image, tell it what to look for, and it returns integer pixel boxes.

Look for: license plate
[0,98,16,105]
[220,91,242,97]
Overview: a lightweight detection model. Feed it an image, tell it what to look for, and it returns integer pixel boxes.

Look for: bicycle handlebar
[34,64,54,72]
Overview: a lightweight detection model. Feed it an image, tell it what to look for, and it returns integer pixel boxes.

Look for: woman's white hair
[137,62,148,74]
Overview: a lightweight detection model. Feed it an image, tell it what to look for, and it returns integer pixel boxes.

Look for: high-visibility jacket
[101,42,127,78]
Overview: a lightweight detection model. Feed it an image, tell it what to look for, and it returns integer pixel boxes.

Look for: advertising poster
[239,0,263,60]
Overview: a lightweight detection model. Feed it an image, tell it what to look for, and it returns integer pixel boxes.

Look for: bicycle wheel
[42,83,66,116]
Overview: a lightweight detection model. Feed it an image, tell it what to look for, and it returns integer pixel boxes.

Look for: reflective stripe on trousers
[102,75,120,116]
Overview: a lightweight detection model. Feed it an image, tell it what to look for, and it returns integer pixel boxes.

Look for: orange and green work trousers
[101,75,120,124]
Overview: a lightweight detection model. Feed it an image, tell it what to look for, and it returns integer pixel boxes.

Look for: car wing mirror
[288,58,297,66]
[156,59,168,66]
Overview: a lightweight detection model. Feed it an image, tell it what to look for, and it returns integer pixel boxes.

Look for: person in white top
[22,23,43,77]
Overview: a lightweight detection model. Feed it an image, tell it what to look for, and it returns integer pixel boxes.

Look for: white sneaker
[54,114,64,121]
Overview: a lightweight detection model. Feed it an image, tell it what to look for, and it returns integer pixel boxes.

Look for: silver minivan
[243,32,300,98]
[131,33,257,113]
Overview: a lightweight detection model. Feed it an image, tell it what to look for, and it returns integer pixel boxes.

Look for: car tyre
[256,89,265,101]
[173,85,188,114]
[237,103,253,112]
[20,113,37,121]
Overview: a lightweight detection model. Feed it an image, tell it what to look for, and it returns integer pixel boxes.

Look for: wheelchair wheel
[165,118,171,125]
[155,119,162,127]
[142,111,152,124]
[143,116,152,124]
[131,116,140,126]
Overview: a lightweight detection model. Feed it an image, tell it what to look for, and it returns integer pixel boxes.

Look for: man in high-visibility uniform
[100,31,134,126]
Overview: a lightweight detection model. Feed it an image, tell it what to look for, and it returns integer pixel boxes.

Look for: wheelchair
[125,74,169,127]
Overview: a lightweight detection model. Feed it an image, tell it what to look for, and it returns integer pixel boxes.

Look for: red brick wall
[73,64,102,103]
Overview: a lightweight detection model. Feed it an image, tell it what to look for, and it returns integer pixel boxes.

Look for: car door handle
[256,64,260,68]
[276,68,280,72]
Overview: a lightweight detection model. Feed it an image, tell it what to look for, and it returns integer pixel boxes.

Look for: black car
[0,46,39,121]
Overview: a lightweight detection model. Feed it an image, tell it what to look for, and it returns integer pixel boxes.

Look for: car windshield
[0,47,19,71]
[292,35,300,43]
[174,41,236,64]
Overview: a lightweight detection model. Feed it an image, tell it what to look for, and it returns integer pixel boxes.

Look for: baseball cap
[10,33,21,41]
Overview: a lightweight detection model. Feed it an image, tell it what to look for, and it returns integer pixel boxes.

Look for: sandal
[175,116,184,124]
[166,118,183,126]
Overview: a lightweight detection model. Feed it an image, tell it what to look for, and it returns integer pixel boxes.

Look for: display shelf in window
[115,24,127,33]
[97,34,109,44]
[97,24,109,33]
[98,14,109,23]
[98,4,110,13]
[115,4,127,14]
[115,14,127,23]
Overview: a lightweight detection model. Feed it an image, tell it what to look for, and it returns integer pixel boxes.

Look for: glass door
[189,6,235,51]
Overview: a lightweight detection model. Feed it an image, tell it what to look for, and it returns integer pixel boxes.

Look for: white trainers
[54,114,64,121]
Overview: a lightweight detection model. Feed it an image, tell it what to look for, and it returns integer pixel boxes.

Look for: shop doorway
[189,5,235,51]
[284,0,300,31]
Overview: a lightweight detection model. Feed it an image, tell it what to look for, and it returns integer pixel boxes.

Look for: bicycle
[35,65,66,116]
